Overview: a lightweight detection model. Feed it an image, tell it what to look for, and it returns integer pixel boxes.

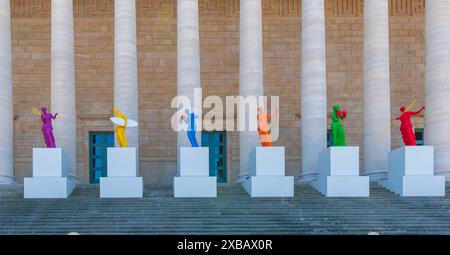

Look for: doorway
[201,131,227,183]
[89,131,114,184]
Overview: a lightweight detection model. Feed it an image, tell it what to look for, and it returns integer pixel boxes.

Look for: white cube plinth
[174,147,217,197]
[100,177,143,198]
[107,147,137,176]
[174,176,217,197]
[180,147,209,176]
[242,176,294,197]
[242,146,294,197]
[32,148,66,177]
[312,147,369,197]
[379,146,445,196]
[24,148,75,198]
[100,147,142,198]
[251,147,285,176]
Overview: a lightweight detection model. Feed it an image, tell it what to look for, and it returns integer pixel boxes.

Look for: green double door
[201,131,227,183]
[89,132,114,184]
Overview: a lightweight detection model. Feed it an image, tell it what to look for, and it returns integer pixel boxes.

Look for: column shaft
[238,0,264,181]
[0,0,15,184]
[51,0,77,180]
[362,0,391,180]
[177,0,202,174]
[424,0,450,179]
[300,0,327,182]
[114,0,139,150]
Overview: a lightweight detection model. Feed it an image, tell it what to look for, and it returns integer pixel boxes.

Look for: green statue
[331,105,347,146]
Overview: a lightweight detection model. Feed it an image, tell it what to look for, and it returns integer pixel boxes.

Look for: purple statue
[33,106,57,148]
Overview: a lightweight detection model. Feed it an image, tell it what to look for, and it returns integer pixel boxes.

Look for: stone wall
[10,0,425,184]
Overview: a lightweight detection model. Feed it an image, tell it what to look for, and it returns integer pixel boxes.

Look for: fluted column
[300,0,327,182]
[424,0,450,180]
[51,0,77,181]
[238,0,264,181]
[114,0,139,152]
[362,0,391,180]
[0,0,15,184]
[177,0,202,174]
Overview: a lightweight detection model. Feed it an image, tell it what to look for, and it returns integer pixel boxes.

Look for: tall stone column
[362,0,391,180]
[114,0,139,152]
[177,0,202,174]
[51,0,77,181]
[238,0,264,181]
[0,0,15,184]
[424,0,450,180]
[300,0,327,182]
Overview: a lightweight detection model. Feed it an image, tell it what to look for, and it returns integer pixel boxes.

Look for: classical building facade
[0,0,449,186]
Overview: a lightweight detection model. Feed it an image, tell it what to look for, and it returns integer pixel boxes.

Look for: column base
[24,177,75,198]
[297,172,318,183]
[100,177,143,198]
[68,174,80,185]
[174,176,217,198]
[0,175,16,184]
[236,173,250,183]
[363,171,387,182]
[241,176,294,197]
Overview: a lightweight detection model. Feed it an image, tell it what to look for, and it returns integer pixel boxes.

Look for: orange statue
[257,106,273,146]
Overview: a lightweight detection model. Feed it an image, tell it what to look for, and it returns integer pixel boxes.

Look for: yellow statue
[113,107,128,148]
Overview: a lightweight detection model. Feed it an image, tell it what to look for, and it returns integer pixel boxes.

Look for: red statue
[395,105,425,146]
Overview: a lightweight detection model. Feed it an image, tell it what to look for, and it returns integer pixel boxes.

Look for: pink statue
[395,105,425,146]
[33,106,58,148]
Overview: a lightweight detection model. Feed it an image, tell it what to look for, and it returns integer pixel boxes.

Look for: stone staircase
[1,183,450,234]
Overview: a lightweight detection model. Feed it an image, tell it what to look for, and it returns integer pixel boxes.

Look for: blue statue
[180,108,199,147]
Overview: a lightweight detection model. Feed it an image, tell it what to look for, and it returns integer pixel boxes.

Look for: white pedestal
[179,147,209,176]
[174,176,217,198]
[242,147,294,197]
[174,147,217,198]
[379,146,445,196]
[312,147,369,197]
[24,148,75,198]
[100,177,143,198]
[107,147,137,176]
[100,147,143,198]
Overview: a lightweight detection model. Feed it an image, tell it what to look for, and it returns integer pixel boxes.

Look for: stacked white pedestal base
[174,147,217,198]
[100,148,143,198]
[174,176,217,197]
[379,146,445,196]
[312,147,369,197]
[242,147,294,197]
[241,176,294,197]
[24,148,76,198]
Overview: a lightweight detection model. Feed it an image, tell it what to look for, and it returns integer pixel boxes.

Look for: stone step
[1,184,450,234]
